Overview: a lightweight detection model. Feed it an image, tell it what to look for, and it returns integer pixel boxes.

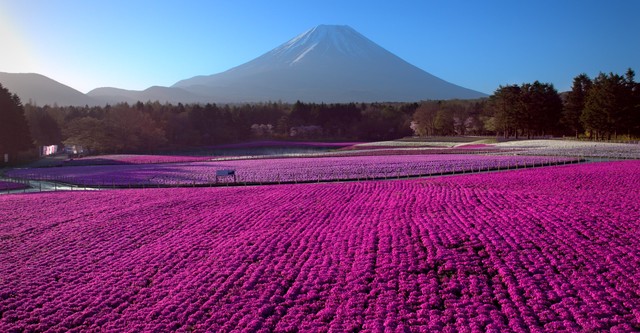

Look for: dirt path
[0,178,102,195]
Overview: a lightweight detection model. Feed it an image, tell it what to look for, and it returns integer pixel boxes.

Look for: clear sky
[1,0,639,95]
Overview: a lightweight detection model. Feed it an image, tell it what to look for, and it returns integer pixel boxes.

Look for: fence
[0,155,600,194]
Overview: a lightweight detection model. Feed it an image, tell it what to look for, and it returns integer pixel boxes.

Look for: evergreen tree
[488,85,522,138]
[623,68,640,137]
[0,84,33,164]
[536,82,563,137]
[488,82,561,138]
[582,72,629,140]
[562,74,592,138]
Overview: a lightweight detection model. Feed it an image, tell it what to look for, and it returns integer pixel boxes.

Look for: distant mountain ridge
[0,72,100,106]
[1,25,486,106]
[88,86,206,105]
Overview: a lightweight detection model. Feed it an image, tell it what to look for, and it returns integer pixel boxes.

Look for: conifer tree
[0,84,33,164]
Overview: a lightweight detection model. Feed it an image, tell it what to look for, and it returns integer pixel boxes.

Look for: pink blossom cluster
[7,154,577,187]
[1,161,639,331]
[0,181,28,191]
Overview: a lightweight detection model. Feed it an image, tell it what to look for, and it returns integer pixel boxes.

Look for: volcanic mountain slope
[173,25,486,103]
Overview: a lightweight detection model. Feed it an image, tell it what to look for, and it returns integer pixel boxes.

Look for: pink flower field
[6,154,578,187]
[1,161,639,332]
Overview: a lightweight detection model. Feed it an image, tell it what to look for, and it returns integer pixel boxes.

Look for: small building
[63,145,87,157]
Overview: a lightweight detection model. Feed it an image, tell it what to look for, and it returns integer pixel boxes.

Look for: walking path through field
[0,178,102,195]
[1,159,587,194]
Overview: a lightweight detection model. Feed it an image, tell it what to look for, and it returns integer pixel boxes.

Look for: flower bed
[211,140,362,149]
[0,180,28,191]
[63,154,212,166]
[1,161,639,331]
[7,154,579,187]
[494,139,640,159]
[329,147,508,157]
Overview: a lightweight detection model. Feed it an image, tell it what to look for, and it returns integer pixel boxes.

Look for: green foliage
[487,82,562,138]
[0,84,33,164]
[411,100,486,137]
[358,104,412,140]
[582,70,637,140]
[412,102,439,136]
[61,103,167,153]
[63,117,110,152]
[24,104,62,146]
[488,85,523,138]
[25,100,422,153]
[520,81,563,137]
[483,68,637,140]
[562,74,592,138]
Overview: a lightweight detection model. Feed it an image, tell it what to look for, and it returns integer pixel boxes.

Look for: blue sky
[1,0,639,95]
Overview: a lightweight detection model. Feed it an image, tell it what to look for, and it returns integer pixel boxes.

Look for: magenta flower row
[1,161,638,331]
[7,154,578,187]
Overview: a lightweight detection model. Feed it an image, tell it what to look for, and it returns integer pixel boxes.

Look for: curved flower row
[328,147,511,157]
[1,161,639,331]
[0,180,28,191]
[7,154,578,187]
[494,139,640,159]
[59,142,361,167]
[209,140,361,149]
[62,154,212,166]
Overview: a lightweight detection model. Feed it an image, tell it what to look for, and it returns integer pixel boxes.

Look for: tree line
[474,69,639,140]
[564,70,639,140]
[392,69,639,140]
[0,84,33,164]
[1,68,638,163]
[14,100,416,155]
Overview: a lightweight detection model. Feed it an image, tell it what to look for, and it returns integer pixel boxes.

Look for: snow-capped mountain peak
[269,25,385,65]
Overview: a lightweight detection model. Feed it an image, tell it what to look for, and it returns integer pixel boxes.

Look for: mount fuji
[169,25,486,102]
[1,25,486,106]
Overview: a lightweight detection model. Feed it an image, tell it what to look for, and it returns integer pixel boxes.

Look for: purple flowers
[7,154,577,187]
[0,181,28,191]
[63,154,212,166]
[210,140,362,149]
[1,161,639,331]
